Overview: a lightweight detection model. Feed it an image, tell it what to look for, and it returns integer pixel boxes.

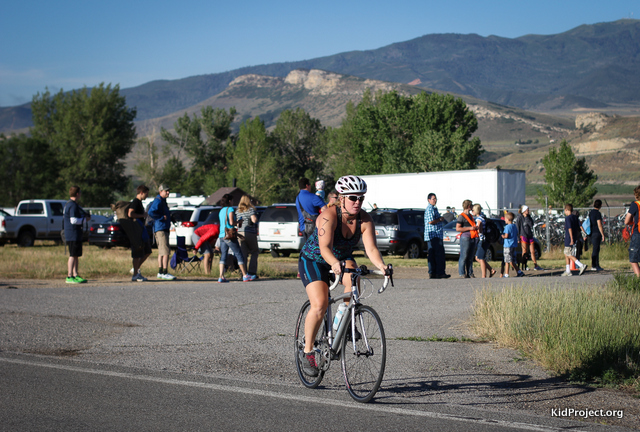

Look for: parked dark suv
[369,208,426,259]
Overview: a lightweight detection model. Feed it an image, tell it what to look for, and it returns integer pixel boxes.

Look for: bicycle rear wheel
[294,300,326,388]
[340,305,386,402]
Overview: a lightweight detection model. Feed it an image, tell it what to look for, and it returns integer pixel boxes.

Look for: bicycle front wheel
[340,305,386,402]
[294,300,326,388]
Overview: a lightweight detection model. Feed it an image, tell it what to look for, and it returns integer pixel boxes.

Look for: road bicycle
[294,264,393,403]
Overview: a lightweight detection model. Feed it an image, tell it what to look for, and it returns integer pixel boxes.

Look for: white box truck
[359,169,526,214]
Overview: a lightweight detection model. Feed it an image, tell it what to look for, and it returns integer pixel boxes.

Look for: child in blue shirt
[501,212,524,278]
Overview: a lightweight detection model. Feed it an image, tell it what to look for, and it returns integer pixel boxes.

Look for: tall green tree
[0,134,58,206]
[537,140,597,207]
[227,117,280,204]
[271,108,328,200]
[160,107,236,195]
[331,90,483,175]
[30,83,136,206]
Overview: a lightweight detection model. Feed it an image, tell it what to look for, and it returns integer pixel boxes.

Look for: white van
[257,204,304,257]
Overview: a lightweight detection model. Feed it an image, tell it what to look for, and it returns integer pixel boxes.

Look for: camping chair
[172,236,202,273]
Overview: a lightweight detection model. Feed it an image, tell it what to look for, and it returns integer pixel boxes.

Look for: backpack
[296,194,318,235]
[582,215,591,236]
[301,208,318,235]
[145,202,154,226]
[484,219,501,244]
[110,201,131,220]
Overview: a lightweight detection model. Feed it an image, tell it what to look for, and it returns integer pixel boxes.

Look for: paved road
[0,274,636,431]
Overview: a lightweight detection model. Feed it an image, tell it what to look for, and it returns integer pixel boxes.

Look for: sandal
[489,269,496,278]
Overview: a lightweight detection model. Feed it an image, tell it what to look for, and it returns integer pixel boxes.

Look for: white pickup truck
[0,199,108,247]
[0,200,68,247]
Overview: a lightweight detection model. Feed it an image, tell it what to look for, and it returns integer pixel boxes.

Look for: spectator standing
[326,190,339,208]
[574,210,585,262]
[518,205,543,271]
[295,177,327,242]
[423,193,449,279]
[442,207,456,224]
[587,199,605,271]
[148,184,176,280]
[501,212,524,278]
[218,193,253,282]
[473,204,496,278]
[624,185,640,277]
[127,185,152,281]
[456,199,478,278]
[561,204,587,276]
[63,185,88,283]
[236,195,260,279]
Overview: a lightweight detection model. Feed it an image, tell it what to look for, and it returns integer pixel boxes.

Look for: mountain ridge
[1,19,639,133]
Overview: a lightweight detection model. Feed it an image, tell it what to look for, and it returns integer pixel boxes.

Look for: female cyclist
[297,175,391,376]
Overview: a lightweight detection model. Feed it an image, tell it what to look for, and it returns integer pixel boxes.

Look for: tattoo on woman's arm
[319,217,329,237]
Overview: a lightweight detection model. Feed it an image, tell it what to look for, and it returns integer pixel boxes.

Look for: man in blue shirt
[296,177,327,243]
[148,184,176,280]
[424,193,450,279]
[63,185,88,283]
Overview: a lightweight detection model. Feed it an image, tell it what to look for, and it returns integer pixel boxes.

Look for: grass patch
[0,244,297,280]
[613,272,640,293]
[471,282,640,392]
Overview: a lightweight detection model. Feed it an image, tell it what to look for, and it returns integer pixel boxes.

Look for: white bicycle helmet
[335,175,367,194]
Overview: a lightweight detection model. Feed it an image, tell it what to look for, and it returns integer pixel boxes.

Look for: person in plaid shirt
[424,193,450,279]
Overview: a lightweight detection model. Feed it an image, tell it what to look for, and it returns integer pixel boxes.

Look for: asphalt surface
[0,271,638,431]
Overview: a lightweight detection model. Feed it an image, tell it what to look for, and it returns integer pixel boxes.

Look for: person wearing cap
[148,184,176,280]
[518,205,542,271]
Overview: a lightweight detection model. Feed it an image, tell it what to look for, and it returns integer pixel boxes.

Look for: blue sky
[1,0,637,107]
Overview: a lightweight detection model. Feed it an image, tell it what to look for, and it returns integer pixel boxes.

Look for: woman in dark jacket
[587,200,605,271]
[518,205,543,271]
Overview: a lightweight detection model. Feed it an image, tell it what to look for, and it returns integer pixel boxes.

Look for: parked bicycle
[294,264,393,403]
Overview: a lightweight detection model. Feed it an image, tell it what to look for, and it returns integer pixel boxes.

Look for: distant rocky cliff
[229,69,402,98]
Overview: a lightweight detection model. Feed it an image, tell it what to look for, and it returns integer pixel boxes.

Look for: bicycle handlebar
[329,263,394,293]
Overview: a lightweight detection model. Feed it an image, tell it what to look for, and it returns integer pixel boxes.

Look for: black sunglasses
[344,195,365,203]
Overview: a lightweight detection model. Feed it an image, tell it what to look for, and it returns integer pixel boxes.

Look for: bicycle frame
[323,265,392,357]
